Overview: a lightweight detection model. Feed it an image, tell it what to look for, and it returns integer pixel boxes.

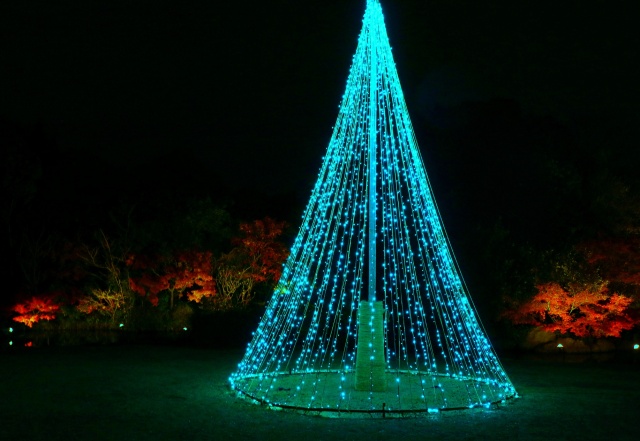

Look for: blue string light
[230,0,517,416]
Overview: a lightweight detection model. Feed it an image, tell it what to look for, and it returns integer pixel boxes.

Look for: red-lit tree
[9,230,132,329]
[11,294,61,328]
[128,250,215,308]
[504,282,637,338]
[213,217,289,310]
[576,236,640,327]
[233,217,289,283]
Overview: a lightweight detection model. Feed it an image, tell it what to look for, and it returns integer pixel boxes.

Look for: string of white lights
[230,0,517,416]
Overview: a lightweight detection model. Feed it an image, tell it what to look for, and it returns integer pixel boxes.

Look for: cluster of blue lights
[230,0,517,415]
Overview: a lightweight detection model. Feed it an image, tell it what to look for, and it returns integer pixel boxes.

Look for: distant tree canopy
[417,99,640,339]
[504,282,637,338]
[8,215,288,332]
[2,101,639,342]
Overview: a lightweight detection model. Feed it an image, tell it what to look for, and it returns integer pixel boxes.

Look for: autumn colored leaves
[505,282,635,338]
[11,218,288,329]
[127,218,288,310]
[503,238,640,338]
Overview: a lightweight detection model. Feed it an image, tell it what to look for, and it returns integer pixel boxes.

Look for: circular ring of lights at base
[231,370,517,417]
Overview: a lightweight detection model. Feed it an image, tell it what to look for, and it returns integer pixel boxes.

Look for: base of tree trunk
[355,301,386,392]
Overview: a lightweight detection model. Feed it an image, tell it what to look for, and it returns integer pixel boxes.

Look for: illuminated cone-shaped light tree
[230,0,517,416]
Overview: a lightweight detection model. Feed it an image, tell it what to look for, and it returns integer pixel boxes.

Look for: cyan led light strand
[230,0,517,415]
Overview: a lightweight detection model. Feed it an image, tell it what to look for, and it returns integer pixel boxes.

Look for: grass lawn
[1,344,639,441]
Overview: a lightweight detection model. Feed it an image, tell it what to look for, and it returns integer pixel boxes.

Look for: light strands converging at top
[230,0,517,416]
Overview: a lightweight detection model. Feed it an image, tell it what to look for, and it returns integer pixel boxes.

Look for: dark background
[3,0,637,191]
[2,0,639,314]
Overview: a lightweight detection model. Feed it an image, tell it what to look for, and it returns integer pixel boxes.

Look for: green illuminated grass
[1,345,638,440]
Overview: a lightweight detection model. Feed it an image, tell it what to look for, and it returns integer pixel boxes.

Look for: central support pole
[355,301,386,391]
[367,10,377,304]
[356,4,386,393]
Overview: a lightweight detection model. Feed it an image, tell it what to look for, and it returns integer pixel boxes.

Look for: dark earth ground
[1,342,639,441]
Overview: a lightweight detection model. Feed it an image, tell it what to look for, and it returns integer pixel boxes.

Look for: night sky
[2,0,638,210]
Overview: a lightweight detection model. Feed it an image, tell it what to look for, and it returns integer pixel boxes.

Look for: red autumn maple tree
[505,282,636,338]
[128,250,215,308]
[231,217,289,283]
[213,217,289,309]
[12,294,61,328]
[127,218,287,311]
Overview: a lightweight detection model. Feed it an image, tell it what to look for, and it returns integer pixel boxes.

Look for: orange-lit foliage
[232,217,289,284]
[12,294,61,328]
[505,282,636,338]
[212,218,289,309]
[128,250,215,307]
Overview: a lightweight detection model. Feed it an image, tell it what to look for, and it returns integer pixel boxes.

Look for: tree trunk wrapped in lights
[230,0,517,416]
